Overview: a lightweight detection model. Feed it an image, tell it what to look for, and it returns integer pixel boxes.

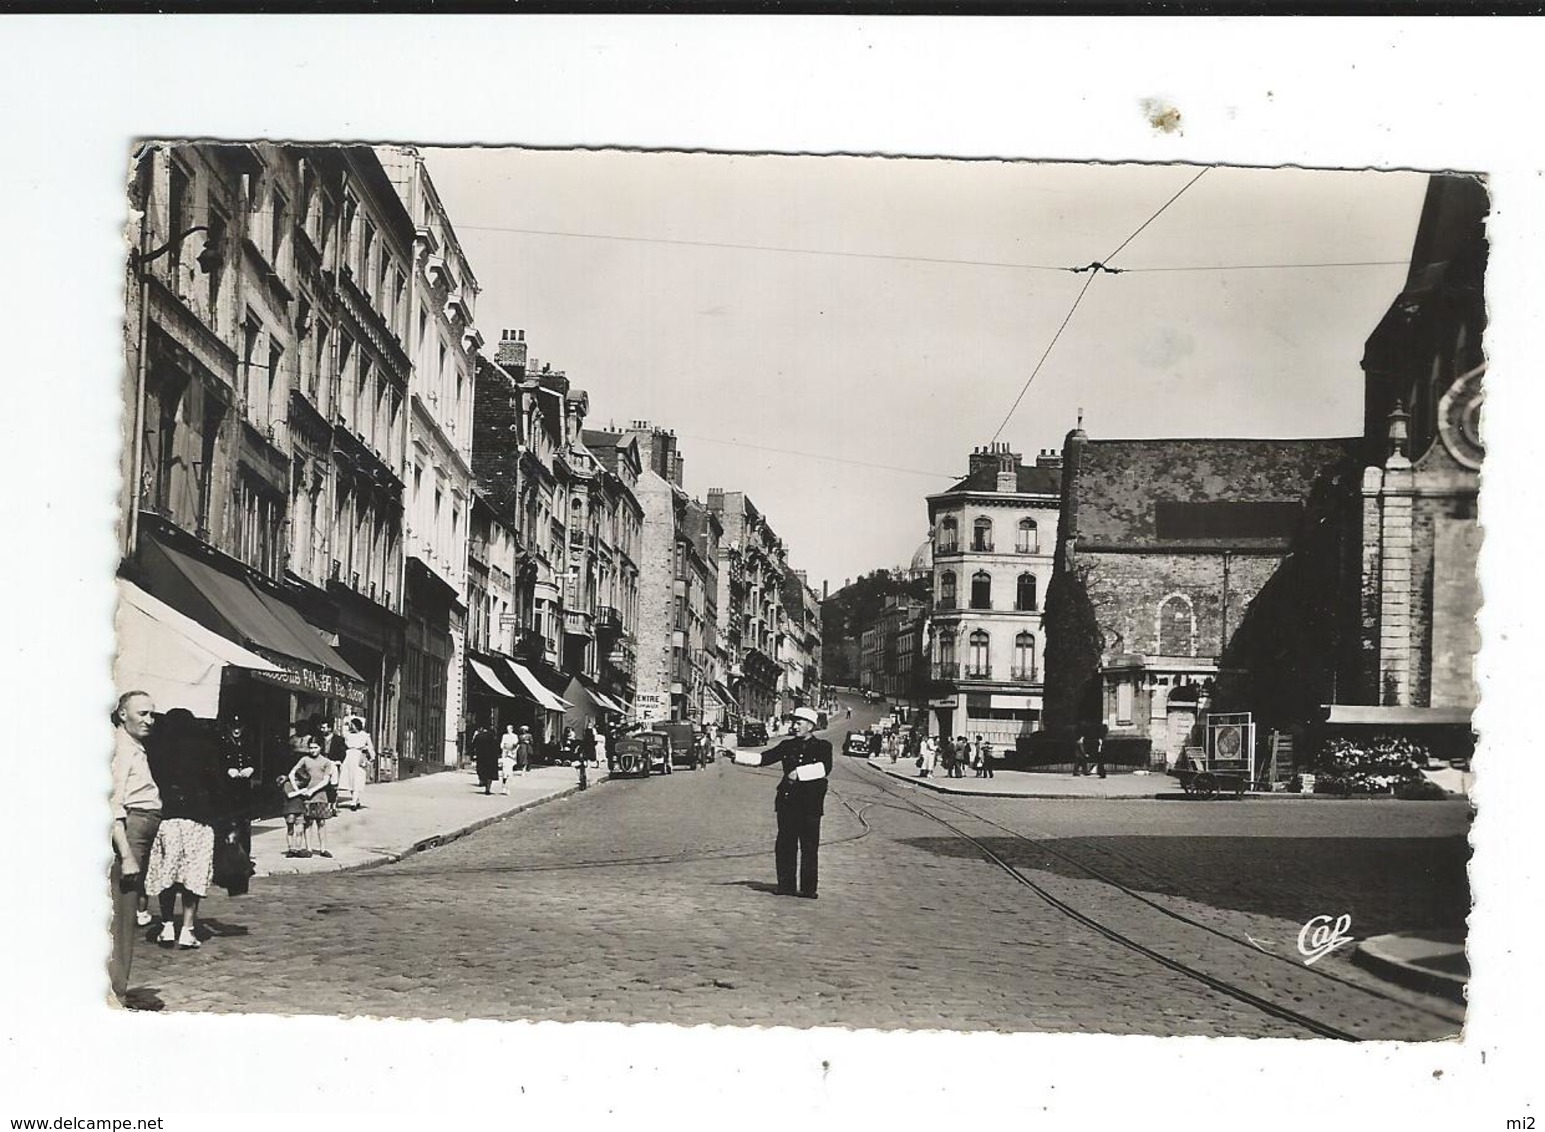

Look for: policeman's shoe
[798,892,819,900]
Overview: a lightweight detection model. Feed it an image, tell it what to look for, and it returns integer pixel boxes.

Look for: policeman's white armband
[732,752,760,766]
[790,763,827,782]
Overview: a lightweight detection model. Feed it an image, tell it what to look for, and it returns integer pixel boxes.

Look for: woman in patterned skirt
[144,709,223,951]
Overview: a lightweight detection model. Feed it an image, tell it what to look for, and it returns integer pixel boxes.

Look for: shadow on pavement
[901,834,1472,937]
[718,879,787,896]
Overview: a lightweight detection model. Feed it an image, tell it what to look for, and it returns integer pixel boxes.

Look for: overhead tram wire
[988,166,1212,444]
[673,432,957,479]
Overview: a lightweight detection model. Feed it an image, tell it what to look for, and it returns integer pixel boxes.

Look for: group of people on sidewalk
[109,690,257,1005]
[110,689,381,1006]
[470,723,537,795]
[908,733,995,779]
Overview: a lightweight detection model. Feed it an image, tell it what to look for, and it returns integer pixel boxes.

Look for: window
[938,515,958,553]
[204,204,228,323]
[340,193,357,271]
[1117,680,1134,724]
[967,630,990,677]
[265,341,283,435]
[1158,595,1194,656]
[240,317,260,418]
[970,570,992,610]
[939,571,956,608]
[361,221,376,295]
[1013,632,1036,680]
[1017,518,1039,554]
[972,517,994,552]
[1016,572,1038,612]
[937,629,956,669]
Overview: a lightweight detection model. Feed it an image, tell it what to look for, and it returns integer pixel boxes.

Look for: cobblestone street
[130,738,1469,1039]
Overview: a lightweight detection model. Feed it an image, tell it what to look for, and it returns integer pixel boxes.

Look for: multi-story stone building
[122,143,400,775]
[708,489,787,724]
[467,339,573,748]
[925,443,1062,746]
[583,429,645,716]
[779,570,824,710]
[375,146,482,768]
[625,425,714,724]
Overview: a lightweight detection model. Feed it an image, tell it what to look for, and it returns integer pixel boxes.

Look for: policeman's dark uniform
[745,727,834,898]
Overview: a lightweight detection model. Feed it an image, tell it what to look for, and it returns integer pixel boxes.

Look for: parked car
[842,731,870,757]
[611,730,673,777]
[738,721,769,747]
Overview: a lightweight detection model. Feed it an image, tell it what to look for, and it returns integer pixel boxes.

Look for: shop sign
[635,693,667,721]
[928,696,957,708]
[251,662,367,707]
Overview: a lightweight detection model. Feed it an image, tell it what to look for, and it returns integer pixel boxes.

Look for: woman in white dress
[337,717,375,811]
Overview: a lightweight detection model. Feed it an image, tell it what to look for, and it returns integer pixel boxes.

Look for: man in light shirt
[733,706,834,899]
[109,690,162,1005]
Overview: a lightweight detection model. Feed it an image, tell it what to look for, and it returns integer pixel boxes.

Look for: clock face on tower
[1438,364,1485,471]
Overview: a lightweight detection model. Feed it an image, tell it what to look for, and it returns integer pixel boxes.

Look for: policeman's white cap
[792,707,821,727]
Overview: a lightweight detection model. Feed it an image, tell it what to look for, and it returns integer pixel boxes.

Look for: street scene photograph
[107,142,1479,1042]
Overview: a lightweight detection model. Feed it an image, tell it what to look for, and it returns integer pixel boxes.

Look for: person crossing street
[732,706,833,899]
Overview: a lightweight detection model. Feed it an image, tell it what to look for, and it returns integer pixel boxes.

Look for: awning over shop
[500,660,571,712]
[136,535,367,705]
[710,680,740,709]
[1321,704,1474,726]
[468,658,521,699]
[583,685,626,714]
[115,578,283,717]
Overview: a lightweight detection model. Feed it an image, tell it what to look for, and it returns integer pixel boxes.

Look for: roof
[942,462,1062,497]
[1069,437,1360,550]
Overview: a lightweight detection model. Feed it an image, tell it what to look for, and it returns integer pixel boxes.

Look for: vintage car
[610,729,674,777]
[738,721,769,747]
[657,721,709,769]
[842,730,871,757]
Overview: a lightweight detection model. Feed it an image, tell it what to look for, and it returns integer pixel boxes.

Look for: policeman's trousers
[775,808,822,895]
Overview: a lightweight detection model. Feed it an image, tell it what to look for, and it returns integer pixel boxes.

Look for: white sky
[425,150,1428,589]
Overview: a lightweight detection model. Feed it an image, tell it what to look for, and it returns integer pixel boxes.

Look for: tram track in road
[835,758,1461,1041]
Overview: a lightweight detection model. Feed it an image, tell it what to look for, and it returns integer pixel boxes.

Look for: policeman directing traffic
[732,706,834,899]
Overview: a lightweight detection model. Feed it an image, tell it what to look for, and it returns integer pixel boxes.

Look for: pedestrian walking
[1085,725,1109,779]
[316,719,346,806]
[336,717,375,810]
[473,723,501,794]
[732,706,833,899]
[110,690,163,1005]
[582,722,599,769]
[144,708,222,951]
[286,737,338,858]
[515,726,534,775]
[981,739,995,779]
[972,735,986,778]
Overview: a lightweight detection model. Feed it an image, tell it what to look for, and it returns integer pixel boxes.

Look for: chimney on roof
[1036,447,1063,470]
[495,328,527,372]
[822,579,829,600]
[968,445,999,477]
[996,444,1023,493]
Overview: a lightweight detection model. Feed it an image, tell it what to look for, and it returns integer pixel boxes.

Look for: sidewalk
[864,756,1167,798]
[1353,929,1468,1005]
[252,764,596,877]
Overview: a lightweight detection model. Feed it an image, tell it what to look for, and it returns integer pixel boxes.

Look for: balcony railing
[1010,665,1038,681]
[971,539,994,553]
[963,663,992,679]
[931,662,960,680]
[936,597,957,610]
[596,605,623,633]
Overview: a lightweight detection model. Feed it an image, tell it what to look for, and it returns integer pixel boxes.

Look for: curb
[862,762,1468,803]
[257,776,604,878]
[1353,933,1468,1005]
